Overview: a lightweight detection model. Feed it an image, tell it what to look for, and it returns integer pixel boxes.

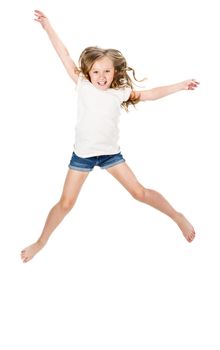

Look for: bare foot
[174,213,196,242]
[21,240,45,263]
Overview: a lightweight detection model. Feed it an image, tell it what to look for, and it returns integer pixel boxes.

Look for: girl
[21,10,199,263]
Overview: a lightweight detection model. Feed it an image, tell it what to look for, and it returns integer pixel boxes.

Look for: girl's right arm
[34,10,79,83]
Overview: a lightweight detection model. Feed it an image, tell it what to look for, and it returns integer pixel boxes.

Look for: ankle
[172,211,183,224]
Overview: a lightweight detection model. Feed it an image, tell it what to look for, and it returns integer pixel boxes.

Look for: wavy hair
[78,46,145,111]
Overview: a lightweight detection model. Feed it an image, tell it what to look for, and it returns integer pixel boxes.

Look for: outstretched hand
[34,9,49,29]
[182,79,200,90]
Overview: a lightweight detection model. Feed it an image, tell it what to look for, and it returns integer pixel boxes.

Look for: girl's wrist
[42,19,51,31]
[177,81,185,91]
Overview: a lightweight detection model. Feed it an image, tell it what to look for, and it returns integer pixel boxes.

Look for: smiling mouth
[98,81,107,86]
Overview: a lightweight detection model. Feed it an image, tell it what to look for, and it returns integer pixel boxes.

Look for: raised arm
[132,79,199,101]
[34,10,79,83]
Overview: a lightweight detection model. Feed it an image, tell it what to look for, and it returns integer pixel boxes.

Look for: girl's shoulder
[110,85,132,102]
[75,73,90,90]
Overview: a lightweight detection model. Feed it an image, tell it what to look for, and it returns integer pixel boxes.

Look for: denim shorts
[68,152,125,172]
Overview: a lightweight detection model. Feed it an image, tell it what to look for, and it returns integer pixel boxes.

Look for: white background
[1,0,220,349]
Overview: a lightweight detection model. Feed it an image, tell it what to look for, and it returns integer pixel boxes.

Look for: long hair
[78,46,145,111]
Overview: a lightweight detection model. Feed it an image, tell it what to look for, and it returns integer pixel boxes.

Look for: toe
[189,231,195,242]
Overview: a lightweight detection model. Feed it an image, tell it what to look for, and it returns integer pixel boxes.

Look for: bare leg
[107,163,195,242]
[21,169,89,263]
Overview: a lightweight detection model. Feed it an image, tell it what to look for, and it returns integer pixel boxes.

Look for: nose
[99,72,105,79]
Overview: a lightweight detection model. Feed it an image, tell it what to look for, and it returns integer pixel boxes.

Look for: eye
[105,70,110,73]
[93,71,98,74]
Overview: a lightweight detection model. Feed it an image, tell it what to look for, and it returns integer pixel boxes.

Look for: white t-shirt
[73,74,131,158]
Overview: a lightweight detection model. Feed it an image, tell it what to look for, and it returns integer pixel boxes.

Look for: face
[89,56,115,90]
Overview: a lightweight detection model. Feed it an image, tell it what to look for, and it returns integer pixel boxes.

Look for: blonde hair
[78,46,144,111]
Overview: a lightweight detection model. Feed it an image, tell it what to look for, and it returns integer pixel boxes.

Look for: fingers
[188,79,200,90]
[34,9,46,17]
[21,250,32,263]
[34,9,47,21]
[192,79,200,87]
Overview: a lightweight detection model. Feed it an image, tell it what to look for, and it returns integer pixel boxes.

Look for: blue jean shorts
[68,152,125,172]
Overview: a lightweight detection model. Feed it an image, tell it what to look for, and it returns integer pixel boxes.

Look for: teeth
[98,81,106,85]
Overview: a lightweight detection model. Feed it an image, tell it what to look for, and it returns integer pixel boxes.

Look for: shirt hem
[74,149,121,158]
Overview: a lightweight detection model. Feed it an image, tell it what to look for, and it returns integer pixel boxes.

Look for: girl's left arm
[132,79,199,101]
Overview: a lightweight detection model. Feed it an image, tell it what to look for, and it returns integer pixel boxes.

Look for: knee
[131,185,147,202]
[59,196,75,212]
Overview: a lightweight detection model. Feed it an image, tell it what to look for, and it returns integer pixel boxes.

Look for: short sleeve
[122,87,132,102]
[110,86,132,103]
[75,73,87,91]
